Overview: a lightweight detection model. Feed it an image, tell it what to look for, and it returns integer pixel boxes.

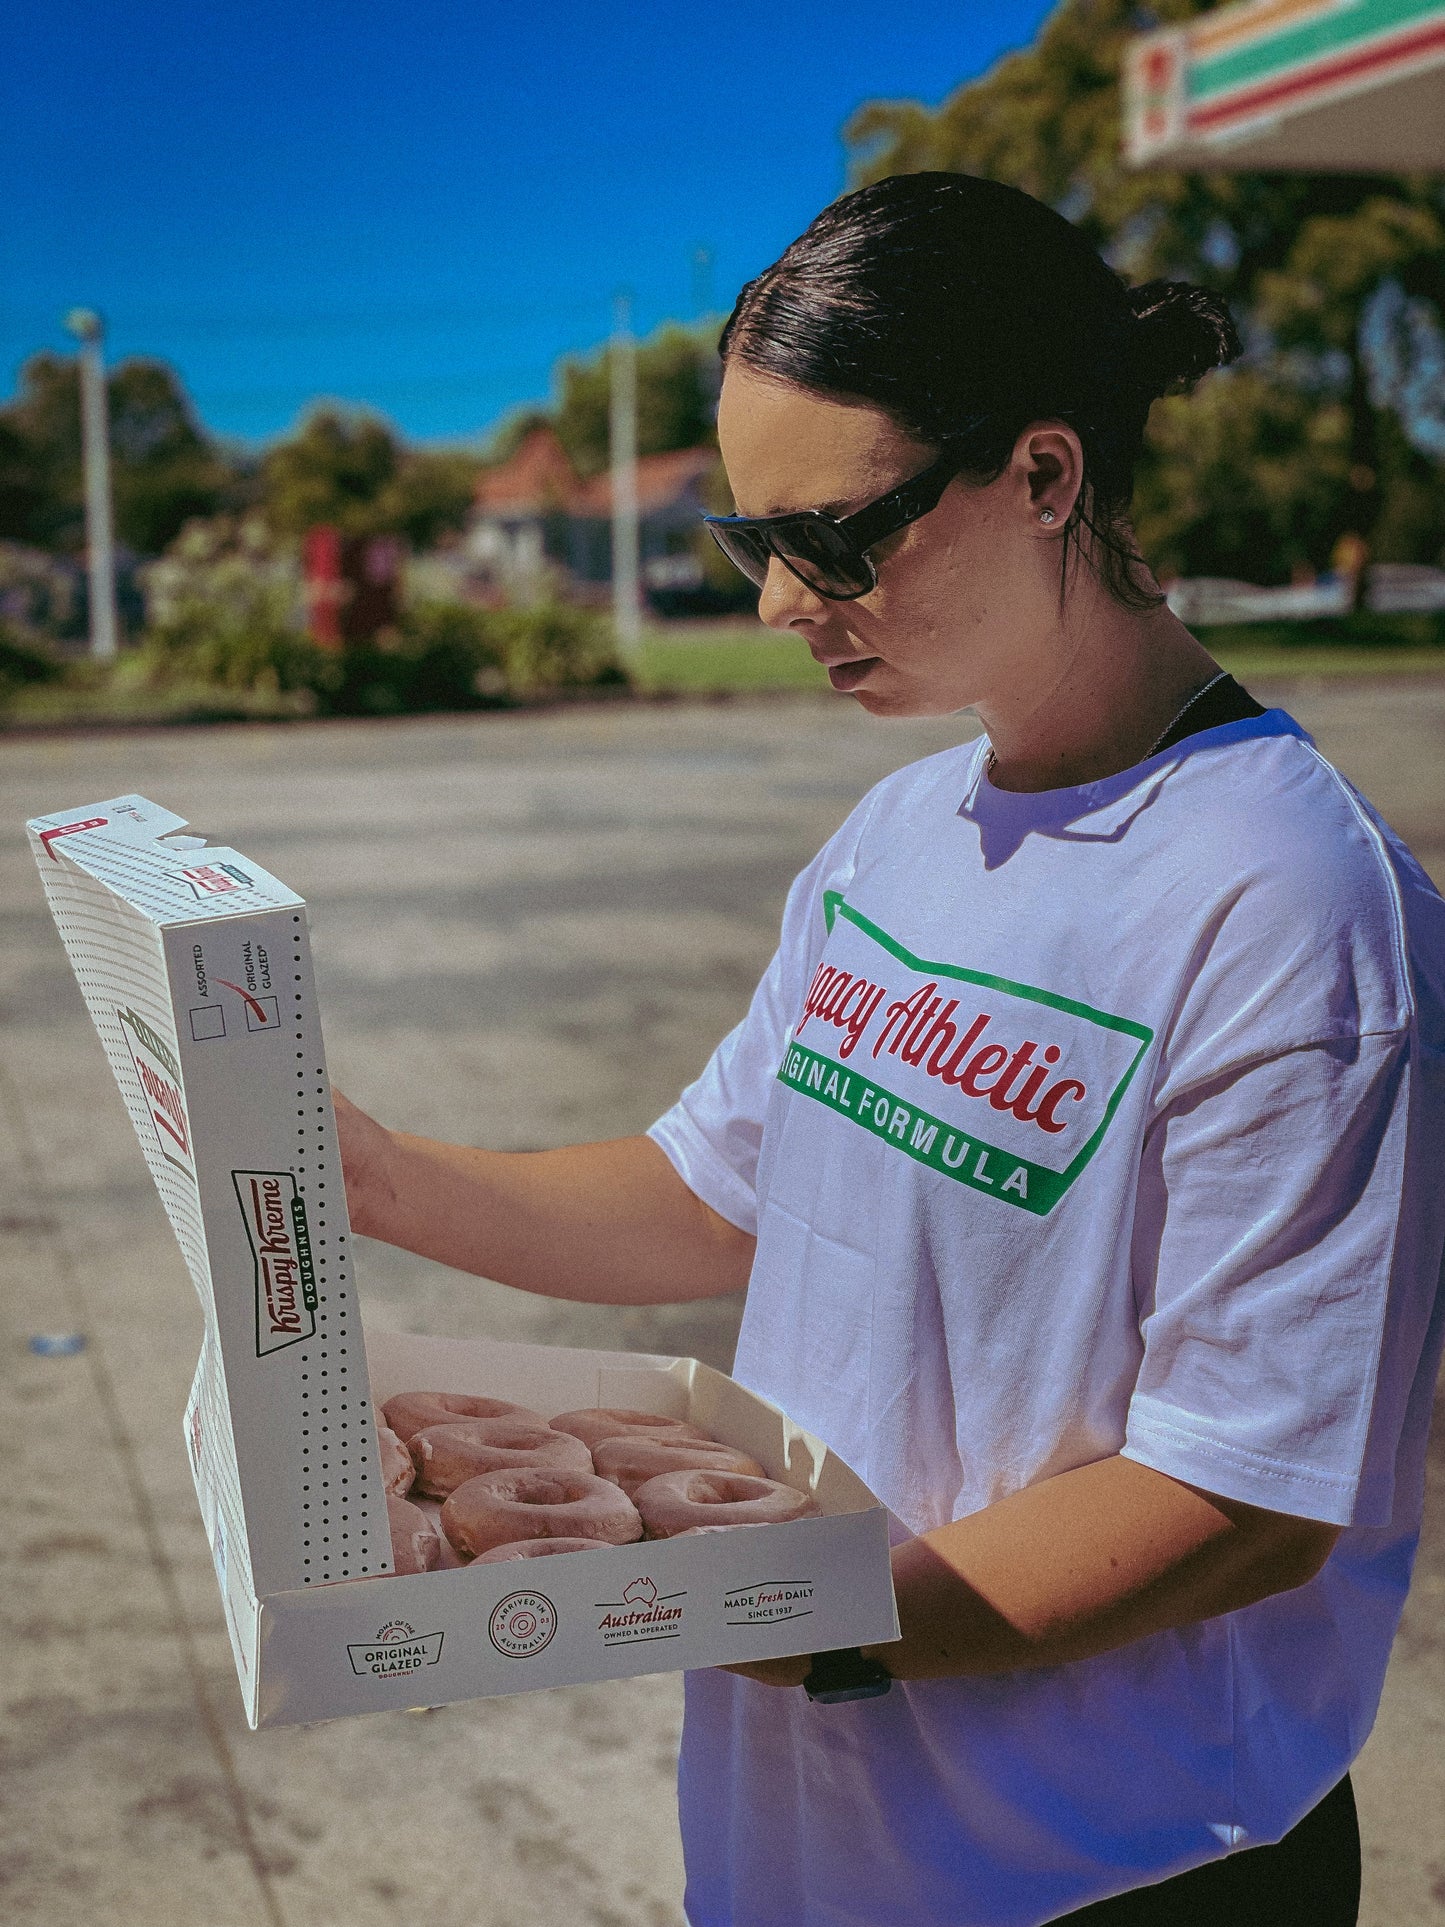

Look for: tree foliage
[0,353,238,555]
[549,322,720,476]
[260,406,479,547]
[846,0,1445,579]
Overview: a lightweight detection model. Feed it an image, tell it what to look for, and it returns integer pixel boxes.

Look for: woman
[338,175,1445,1925]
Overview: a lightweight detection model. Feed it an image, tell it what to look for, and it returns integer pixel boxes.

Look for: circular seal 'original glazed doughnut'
[377,1423,415,1498]
[634,1470,820,1539]
[386,1494,442,1573]
[549,1406,712,1453]
[409,1417,592,1498]
[382,1391,536,1444]
[441,1468,643,1558]
[474,1536,612,1563]
[592,1433,766,1498]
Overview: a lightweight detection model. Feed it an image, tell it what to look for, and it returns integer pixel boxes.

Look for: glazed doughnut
[474,1536,611,1563]
[409,1497,469,1569]
[592,1433,765,1498]
[441,1468,643,1558]
[382,1391,536,1444]
[409,1416,591,1498]
[386,1494,441,1573]
[634,1470,820,1539]
[549,1406,711,1453]
[377,1423,415,1498]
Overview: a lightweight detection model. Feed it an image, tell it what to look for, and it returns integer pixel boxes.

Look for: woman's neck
[977,597,1221,794]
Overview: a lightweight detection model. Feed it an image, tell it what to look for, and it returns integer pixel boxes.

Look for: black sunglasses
[702,445,966,601]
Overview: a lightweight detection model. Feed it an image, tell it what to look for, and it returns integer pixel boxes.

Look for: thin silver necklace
[986,671,1229,780]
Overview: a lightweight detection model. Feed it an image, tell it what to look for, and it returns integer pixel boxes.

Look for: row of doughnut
[376,1393,819,1574]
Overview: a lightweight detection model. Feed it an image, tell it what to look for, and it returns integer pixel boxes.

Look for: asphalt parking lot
[3,679,1443,1926]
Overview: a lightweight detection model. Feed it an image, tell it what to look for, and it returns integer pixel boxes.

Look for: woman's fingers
[332,1089,393,1238]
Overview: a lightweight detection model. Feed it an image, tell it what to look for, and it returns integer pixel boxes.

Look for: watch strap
[802,1646,893,1703]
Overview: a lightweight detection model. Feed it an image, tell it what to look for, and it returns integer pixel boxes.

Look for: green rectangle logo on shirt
[774,895,1154,1215]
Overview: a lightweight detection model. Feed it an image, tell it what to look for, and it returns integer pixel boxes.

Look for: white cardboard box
[28,795,899,1727]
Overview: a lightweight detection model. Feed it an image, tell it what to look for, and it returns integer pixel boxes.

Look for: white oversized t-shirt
[648,711,1445,1927]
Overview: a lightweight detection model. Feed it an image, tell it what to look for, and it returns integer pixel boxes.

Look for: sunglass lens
[770,520,874,599]
[707,523,772,589]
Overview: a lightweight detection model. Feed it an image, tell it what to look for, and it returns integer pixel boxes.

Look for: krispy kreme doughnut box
[28,796,899,1728]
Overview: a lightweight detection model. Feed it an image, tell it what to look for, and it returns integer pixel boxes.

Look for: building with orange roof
[463,429,737,611]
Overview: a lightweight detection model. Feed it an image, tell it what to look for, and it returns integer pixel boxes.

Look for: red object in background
[303,526,345,648]
[302,526,401,648]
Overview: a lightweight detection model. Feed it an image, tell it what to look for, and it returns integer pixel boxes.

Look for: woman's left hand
[717,1456,1341,1691]
[720,1654,813,1688]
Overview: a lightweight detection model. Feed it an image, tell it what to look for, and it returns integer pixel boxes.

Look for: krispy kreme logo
[181,861,253,897]
[723,1577,814,1626]
[780,894,1154,1217]
[593,1575,686,1646]
[488,1591,558,1658]
[232,1169,318,1354]
[118,1006,194,1176]
[348,1619,445,1678]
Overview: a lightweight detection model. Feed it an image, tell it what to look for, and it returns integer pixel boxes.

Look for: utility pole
[609,291,642,658]
[65,308,120,661]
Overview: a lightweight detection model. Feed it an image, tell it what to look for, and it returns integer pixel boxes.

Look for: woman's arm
[732,1453,1340,1687]
[335,1091,754,1305]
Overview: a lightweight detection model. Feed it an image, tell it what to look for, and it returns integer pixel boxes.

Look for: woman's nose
[757,556,825,632]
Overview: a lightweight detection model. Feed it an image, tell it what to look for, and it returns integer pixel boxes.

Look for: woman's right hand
[333,1089,396,1241]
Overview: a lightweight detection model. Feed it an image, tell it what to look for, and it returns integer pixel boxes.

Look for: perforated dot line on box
[291,914,387,1582]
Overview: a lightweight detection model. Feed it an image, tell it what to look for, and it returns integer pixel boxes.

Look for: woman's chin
[847,675,955,720]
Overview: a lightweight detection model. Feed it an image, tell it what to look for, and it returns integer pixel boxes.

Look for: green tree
[0,353,237,555]
[261,408,401,537]
[261,406,479,547]
[1132,370,1351,582]
[845,0,1445,577]
[376,447,480,549]
[552,322,720,476]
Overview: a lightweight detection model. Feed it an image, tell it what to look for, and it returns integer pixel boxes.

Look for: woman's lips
[825,657,879,692]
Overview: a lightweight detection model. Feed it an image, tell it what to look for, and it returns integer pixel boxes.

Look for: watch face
[807,1678,893,1704]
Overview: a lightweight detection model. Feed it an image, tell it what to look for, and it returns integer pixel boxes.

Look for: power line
[0,296,613,338]
[183,367,563,410]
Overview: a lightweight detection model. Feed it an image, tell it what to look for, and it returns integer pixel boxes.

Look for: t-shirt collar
[961,708,1306,829]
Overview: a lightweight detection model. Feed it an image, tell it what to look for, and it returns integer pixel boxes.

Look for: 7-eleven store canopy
[1125,0,1445,170]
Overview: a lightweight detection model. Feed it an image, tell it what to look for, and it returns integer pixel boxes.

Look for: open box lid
[28,794,388,1602]
[28,794,303,925]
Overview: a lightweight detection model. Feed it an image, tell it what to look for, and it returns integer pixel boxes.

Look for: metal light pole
[64,308,120,660]
[609,291,642,658]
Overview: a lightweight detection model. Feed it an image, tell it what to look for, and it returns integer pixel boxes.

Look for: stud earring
[1039,508,1057,525]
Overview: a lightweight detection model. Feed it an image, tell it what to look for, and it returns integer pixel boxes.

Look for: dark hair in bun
[721,172,1240,609]
[1126,279,1242,397]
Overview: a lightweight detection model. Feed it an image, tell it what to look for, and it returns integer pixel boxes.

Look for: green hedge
[0,600,629,725]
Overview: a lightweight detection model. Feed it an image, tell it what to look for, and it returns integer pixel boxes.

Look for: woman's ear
[1013,423,1084,531]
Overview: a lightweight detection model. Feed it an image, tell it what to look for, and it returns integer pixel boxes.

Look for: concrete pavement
[2,681,1443,1925]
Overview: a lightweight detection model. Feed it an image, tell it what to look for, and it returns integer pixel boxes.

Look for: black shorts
[1053,1775,1360,1926]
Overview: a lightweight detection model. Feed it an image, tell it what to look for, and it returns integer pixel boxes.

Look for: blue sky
[2,3,1054,447]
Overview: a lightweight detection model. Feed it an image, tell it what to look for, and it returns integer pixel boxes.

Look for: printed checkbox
[245,995,281,1032]
[190,1004,226,1041]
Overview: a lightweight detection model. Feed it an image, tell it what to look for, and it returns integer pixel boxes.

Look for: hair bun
[1125,280,1241,398]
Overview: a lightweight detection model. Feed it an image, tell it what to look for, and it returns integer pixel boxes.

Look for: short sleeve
[648,806,874,1236]
[1122,1028,1419,1527]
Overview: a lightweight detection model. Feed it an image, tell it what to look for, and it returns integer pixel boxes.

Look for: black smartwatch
[802,1646,893,1704]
